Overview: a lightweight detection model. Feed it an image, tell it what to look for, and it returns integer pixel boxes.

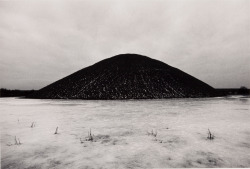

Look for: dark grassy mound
[27,54,216,99]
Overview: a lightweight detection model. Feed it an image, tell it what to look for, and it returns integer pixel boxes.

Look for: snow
[1,96,250,168]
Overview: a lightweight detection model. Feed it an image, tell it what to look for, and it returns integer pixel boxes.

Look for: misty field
[1,96,250,168]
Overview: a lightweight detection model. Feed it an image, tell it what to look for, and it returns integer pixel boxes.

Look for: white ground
[1,96,250,168]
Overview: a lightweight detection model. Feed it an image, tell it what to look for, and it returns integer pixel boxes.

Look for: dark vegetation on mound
[26,54,218,99]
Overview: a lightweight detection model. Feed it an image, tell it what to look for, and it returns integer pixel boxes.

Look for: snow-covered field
[1,96,250,168]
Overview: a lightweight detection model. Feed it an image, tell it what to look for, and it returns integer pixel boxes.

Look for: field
[1,96,250,168]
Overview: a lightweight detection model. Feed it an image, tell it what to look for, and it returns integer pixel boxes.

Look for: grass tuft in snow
[85,128,94,141]
[147,129,157,137]
[207,129,215,140]
[147,129,164,143]
[80,138,84,144]
[30,122,35,128]
[14,136,21,145]
[54,127,59,134]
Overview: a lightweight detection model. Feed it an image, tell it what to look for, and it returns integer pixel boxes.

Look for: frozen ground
[1,96,250,168]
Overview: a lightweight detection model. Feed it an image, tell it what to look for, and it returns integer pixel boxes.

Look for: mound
[28,54,216,99]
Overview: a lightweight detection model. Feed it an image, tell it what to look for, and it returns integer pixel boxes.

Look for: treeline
[215,87,250,96]
[0,88,36,97]
[0,87,249,98]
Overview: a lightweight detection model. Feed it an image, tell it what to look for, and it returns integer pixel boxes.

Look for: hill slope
[27,54,216,99]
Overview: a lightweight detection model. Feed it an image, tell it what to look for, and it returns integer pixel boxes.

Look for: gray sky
[0,0,249,90]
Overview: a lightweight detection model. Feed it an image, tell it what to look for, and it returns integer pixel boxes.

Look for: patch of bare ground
[181,151,224,168]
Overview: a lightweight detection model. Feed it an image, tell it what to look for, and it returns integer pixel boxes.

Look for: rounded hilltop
[92,53,167,70]
[27,53,216,99]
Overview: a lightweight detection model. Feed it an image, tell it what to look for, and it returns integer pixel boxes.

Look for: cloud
[0,0,249,89]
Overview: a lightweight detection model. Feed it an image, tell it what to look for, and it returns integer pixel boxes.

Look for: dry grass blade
[54,127,58,134]
[207,129,215,140]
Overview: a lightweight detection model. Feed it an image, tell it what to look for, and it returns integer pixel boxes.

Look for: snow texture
[1,96,250,168]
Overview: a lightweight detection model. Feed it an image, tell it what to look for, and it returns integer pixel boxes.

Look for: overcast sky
[0,0,249,90]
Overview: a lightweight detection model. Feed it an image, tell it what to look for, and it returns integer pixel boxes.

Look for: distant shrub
[238,86,249,95]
